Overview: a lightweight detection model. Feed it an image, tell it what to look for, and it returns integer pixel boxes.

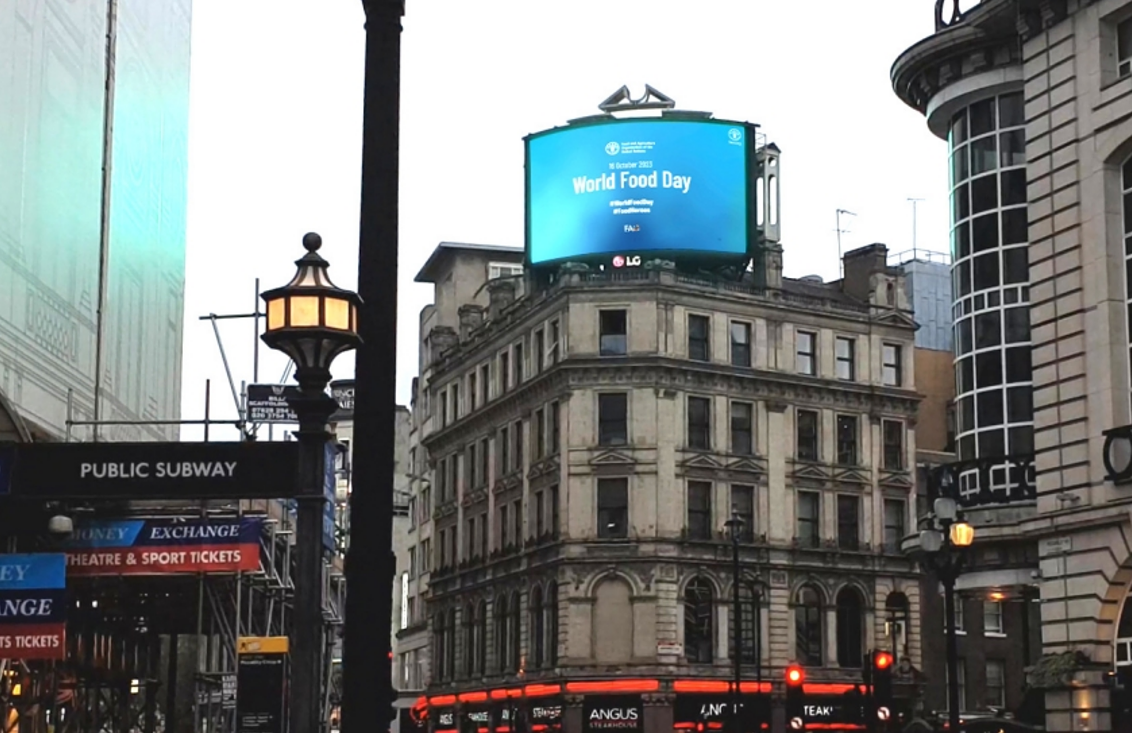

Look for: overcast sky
[179,0,948,440]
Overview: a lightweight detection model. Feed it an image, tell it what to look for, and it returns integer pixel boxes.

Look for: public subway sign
[0,554,66,660]
[583,695,643,732]
[0,441,304,500]
[62,517,262,576]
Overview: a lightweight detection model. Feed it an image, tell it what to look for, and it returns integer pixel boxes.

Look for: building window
[797,491,820,548]
[883,499,906,553]
[534,408,546,460]
[530,586,544,668]
[835,336,855,380]
[509,592,521,671]
[475,600,487,675]
[731,321,752,367]
[796,331,816,375]
[499,503,509,549]
[599,310,628,356]
[513,342,524,384]
[1119,17,1132,77]
[499,425,510,475]
[500,350,510,393]
[688,314,711,361]
[597,478,628,539]
[463,604,476,677]
[688,396,712,450]
[479,437,489,486]
[489,262,523,280]
[686,481,713,540]
[731,485,755,542]
[985,660,1005,708]
[731,402,754,455]
[796,409,819,461]
[468,372,477,411]
[480,363,490,405]
[534,329,545,373]
[795,586,823,666]
[465,517,476,560]
[451,382,461,420]
[534,490,546,537]
[836,415,857,465]
[440,390,449,428]
[546,582,559,665]
[433,612,447,680]
[835,588,864,668]
[983,601,1004,635]
[732,582,762,664]
[444,608,456,680]
[466,443,477,490]
[495,595,510,672]
[598,393,628,446]
[420,538,431,573]
[883,420,904,470]
[550,484,560,533]
[549,401,561,454]
[684,578,715,663]
[837,494,859,551]
[882,344,902,386]
[949,600,966,633]
[513,420,523,471]
[549,319,560,364]
[511,499,522,547]
[946,659,968,711]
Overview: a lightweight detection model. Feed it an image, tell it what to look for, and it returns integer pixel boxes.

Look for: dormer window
[489,262,523,280]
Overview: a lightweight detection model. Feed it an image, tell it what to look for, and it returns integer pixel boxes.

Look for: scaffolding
[0,289,347,733]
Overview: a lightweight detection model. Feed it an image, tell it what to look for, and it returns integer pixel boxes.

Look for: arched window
[509,591,522,671]
[730,581,763,664]
[546,582,559,665]
[433,611,446,681]
[495,595,509,672]
[476,600,488,675]
[684,577,714,664]
[463,604,476,677]
[836,587,865,668]
[530,586,545,667]
[885,592,910,661]
[795,586,823,666]
[444,607,457,680]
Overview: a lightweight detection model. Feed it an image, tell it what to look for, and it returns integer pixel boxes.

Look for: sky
[179,0,950,440]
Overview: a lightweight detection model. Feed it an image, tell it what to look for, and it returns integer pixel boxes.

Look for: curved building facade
[893,2,1132,730]
[402,242,923,733]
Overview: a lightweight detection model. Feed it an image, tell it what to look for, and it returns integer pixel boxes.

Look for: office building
[892,2,1132,729]
[0,0,192,440]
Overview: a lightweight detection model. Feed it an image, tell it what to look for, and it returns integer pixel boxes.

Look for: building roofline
[414,242,524,283]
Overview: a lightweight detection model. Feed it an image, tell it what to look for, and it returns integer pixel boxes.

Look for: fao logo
[728,128,743,142]
[605,141,620,155]
[612,255,626,268]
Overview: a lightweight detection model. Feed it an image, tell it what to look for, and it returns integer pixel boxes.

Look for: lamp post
[917,496,974,733]
[261,233,362,733]
[724,511,745,733]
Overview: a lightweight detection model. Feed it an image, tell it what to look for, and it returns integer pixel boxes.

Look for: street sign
[323,442,338,553]
[1041,537,1072,555]
[237,637,288,733]
[330,380,355,421]
[247,384,300,424]
[1,441,304,500]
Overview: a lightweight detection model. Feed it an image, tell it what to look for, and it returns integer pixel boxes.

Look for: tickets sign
[0,554,66,660]
[62,518,262,576]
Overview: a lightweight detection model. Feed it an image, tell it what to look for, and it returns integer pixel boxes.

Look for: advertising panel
[0,554,66,660]
[797,692,863,729]
[582,695,643,733]
[526,118,752,267]
[433,706,457,732]
[236,637,288,733]
[673,694,770,731]
[63,517,262,576]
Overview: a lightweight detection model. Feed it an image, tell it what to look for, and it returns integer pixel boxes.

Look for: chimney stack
[841,243,890,303]
[487,279,516,320]
[458,304,485,340]
[428,325,459,365]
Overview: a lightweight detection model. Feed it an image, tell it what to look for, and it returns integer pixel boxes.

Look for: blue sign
[526,118,752,266]
[323,442,338,554]
[0,554,66,591]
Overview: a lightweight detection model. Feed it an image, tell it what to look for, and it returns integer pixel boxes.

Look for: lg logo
[612,255,641,268]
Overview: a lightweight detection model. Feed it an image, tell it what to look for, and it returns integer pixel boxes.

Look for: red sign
[0,623,65,660]
[67,545,260,576]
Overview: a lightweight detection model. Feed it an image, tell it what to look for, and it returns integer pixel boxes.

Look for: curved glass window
[950,93,1032,461]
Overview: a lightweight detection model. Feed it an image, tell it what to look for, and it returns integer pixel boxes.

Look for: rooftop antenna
[836,209,856,279]
[908,198,925,259]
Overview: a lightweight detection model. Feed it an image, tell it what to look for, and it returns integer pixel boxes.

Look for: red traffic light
[786,664,805,685]
[874,651,893,670]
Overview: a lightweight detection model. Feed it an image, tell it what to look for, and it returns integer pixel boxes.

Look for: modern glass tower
[0,0,192,440]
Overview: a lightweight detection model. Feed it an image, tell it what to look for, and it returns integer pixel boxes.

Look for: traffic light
[870,650,894,726]
[785,664,805,731]
[385,649,399,728]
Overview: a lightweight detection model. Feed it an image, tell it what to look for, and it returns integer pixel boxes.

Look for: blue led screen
[526,118,752,266]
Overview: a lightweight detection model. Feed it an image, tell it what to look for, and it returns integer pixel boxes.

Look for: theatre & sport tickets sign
[62,518,262,576]
[0,554,67,660]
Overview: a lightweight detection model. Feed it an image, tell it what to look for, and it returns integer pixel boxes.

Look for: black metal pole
[731,533,742,733]
[942,570,961,732]
[292,386,337,733]
[344,2,403,732]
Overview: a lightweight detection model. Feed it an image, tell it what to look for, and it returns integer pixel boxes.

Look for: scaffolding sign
[247,384,300,423]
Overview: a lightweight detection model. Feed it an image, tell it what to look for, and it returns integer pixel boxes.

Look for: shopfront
[797,692,865,731]
[433,704,458,733]
[582,695,644,733]
[672,693,771,732]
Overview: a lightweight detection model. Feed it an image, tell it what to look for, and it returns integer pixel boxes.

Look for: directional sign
[1,442,305,500]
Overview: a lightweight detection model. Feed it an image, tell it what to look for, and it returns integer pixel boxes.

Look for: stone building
[891,1,1132,730]
[401,240,923,733]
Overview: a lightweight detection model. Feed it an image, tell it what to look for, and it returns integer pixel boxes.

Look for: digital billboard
[525,117,754,267]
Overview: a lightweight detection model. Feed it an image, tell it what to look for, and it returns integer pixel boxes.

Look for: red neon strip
[429,695,457,706]
[802,683,854,694]
[490,689,510,700]
[566,679,659,693]
[672,680,771,694]
[524,683,562,697]
[459,692,488,703]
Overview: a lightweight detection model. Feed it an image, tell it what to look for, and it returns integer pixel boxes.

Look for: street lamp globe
[261,233,363,388]
[950,522,975,547]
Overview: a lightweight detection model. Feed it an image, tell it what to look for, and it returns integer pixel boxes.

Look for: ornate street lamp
[261,232,362,733]
[918,497,974,733]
